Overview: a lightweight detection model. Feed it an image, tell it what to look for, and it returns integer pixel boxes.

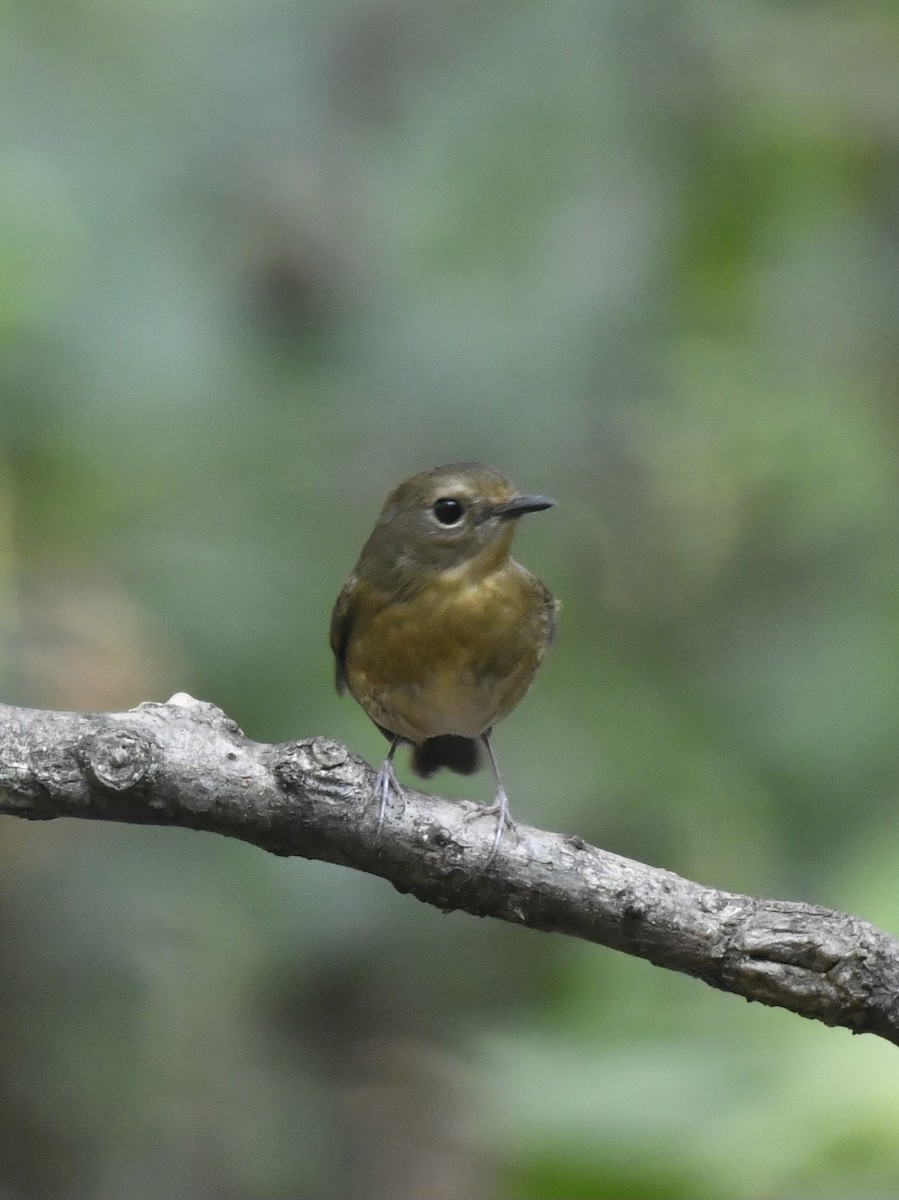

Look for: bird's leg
[462,732,517,863]
[373,736,402,836]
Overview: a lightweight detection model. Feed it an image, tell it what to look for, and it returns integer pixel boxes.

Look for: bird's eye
[432,497,465,526]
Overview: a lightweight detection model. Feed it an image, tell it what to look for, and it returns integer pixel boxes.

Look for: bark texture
[1,695,897,1046]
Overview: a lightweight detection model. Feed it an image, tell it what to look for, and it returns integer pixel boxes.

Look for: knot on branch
[139,694,246,737]
[84,728,155,793]
[274,738,349,793]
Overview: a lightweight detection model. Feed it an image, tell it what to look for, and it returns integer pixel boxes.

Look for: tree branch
[1,694,897,1045]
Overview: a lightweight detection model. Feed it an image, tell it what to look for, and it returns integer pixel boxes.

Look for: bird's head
[357,462,554,580]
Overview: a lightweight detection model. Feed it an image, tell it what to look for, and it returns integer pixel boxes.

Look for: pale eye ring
[432,497,465,526]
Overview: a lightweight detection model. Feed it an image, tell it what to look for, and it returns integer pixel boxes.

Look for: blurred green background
[3,1,899,1196]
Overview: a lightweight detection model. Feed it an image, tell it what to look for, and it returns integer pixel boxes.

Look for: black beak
[495,493,555,520]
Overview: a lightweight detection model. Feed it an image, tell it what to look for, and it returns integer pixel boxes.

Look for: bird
[330,462,556,859]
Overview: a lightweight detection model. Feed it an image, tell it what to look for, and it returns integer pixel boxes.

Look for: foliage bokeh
[3,1,899,1197]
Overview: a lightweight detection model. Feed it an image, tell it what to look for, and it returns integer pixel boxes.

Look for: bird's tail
[411,735,481,778]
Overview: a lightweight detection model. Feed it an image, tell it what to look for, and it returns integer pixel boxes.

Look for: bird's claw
[373,758,401,837]
[463,789,517,864]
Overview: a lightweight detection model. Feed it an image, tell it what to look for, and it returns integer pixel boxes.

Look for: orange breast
[345,565,551,742]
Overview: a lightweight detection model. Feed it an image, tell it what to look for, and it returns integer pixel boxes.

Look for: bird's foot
[463,788,517,864]
[373,757,402,837]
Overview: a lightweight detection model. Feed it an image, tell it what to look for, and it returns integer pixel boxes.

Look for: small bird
[330,462,556,858]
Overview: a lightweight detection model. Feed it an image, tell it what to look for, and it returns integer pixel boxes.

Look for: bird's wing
[329,576,357,696]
